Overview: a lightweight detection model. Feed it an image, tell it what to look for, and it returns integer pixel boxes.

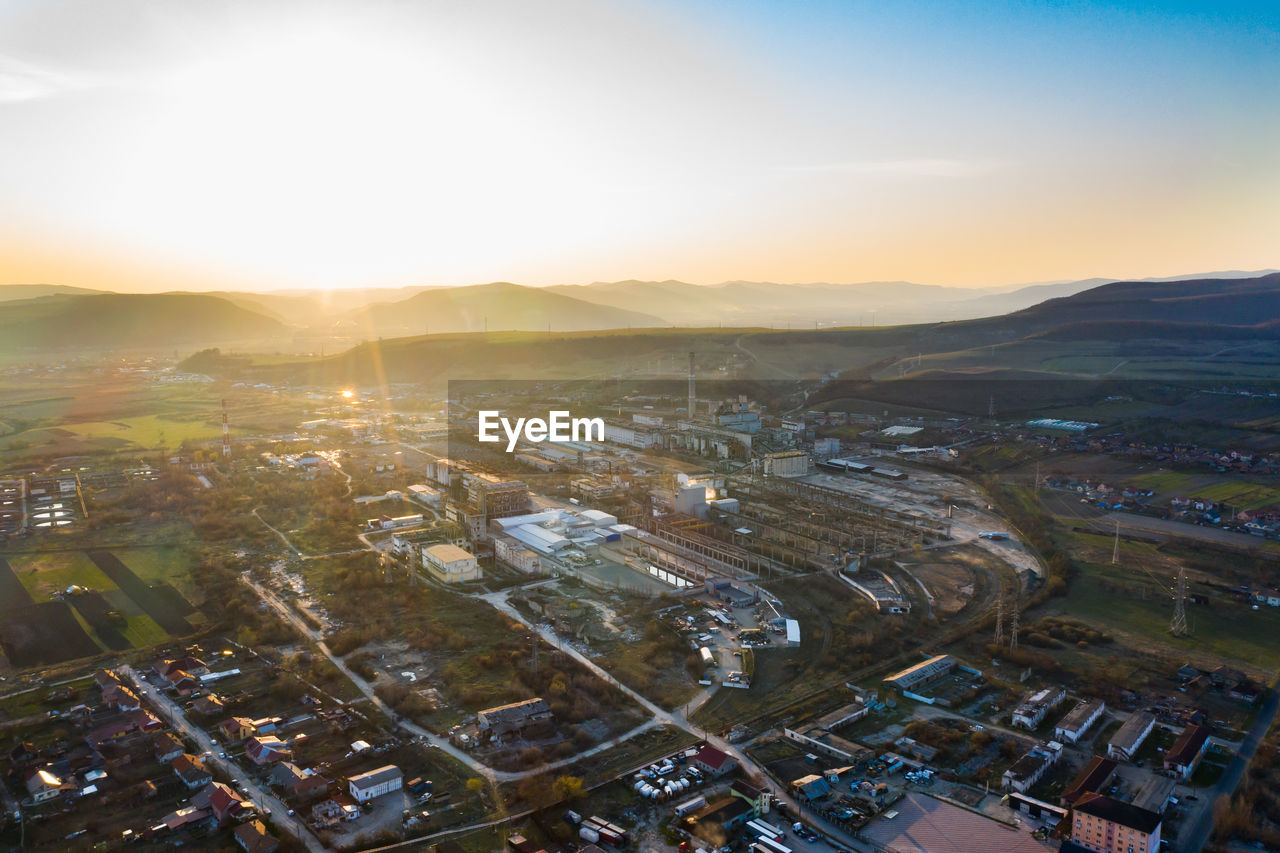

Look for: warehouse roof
[860,792,1055,853]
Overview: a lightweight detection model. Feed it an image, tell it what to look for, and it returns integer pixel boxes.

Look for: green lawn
[56,413,229,447]
[120,613,171,648]
[9,551,117,600]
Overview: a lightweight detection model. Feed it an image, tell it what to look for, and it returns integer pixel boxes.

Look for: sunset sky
[0,0,1276,292]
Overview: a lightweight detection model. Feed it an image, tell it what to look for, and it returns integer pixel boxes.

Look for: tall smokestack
[221,399,230,457]
[688,352,696,420]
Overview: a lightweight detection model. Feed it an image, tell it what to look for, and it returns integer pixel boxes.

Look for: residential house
[693,744,738,777]
[102,684,141,711]
[151,731,186,764]
[94,669,122,690]
[219,717,257,742]
[349,765,403,803]
[171,753,213,790]
[88,718,140,747]
[233,820,279,853]
[272,762,330,802]
[729,779,771,815]
[23,767,63,803]
[154,656,209,685]
[127,708,164,731]
[169,671,201,695]
[193,781,252,826]
[245,735,292,765]
[192,694,225,716]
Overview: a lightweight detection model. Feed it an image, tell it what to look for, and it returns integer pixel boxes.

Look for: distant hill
[951,272,1280,339]
[0,283,104,302]
[344,282,667,336]
[0,293,286,351]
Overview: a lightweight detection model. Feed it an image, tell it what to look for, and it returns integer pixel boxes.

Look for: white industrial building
[494,536,543,574]
[348,765,403,803]
[1055,699,1107,743]
[1011,686,1066,730]
[423,544,482,584]
[603,420,665,449]
[407,484,443,509]
[487,507,625,558]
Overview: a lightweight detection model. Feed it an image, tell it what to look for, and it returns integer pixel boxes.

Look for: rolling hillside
[344,282,667,336]
[0,293,286,351]
[0,284,104,302]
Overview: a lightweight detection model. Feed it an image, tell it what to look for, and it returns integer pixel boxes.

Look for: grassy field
[10,550,112,599]
[1055,558,1280,672]
[3,547,196,656]
[54,413,231,446]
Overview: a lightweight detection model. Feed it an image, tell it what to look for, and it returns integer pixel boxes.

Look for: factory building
[763,451,810,478]
[883,654,956,693]
[423,544,482,584]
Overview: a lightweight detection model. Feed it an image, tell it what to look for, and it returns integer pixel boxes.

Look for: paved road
[119,664,324,853]
[480,589,884,852]
[244,574,668,787]
[1180,681,1280,852]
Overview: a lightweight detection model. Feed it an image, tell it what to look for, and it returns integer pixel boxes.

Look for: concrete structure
[883,654,956,693]
[477,698,553,738]
[1012,686,1066,730]
[1162,724,1212,780]
[423,544,482,584]
[407,484,443,509]
[1069,793,1161,853]
[859,791,1056,853]
[1107,712,1156,762]
[1055,699,1107,743]
[1002,742,1063,793]
[494,536,542,574]
[763,451,810,478]
[603,420,665,449]
[348,765,403,803]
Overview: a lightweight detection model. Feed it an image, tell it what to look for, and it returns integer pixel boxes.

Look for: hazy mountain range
[0,270,1275,353]
[260,272,1280,388]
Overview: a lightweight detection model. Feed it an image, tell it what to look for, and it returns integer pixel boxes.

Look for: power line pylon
[1008,600,1019,652]
[1111,520,1121,565]
[994,594,1005,648]
[1170,568,1189,637]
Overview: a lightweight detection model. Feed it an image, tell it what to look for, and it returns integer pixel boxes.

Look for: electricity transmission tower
[994,595,1005,647]
[1111,520,1121,565]
[1008,600,1020,652]
[1170,568,1189,637]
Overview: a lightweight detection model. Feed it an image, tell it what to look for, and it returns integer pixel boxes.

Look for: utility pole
[1170,568,1189,637]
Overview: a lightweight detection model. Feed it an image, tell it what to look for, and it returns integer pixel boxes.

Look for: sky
[0,0,1277,292]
